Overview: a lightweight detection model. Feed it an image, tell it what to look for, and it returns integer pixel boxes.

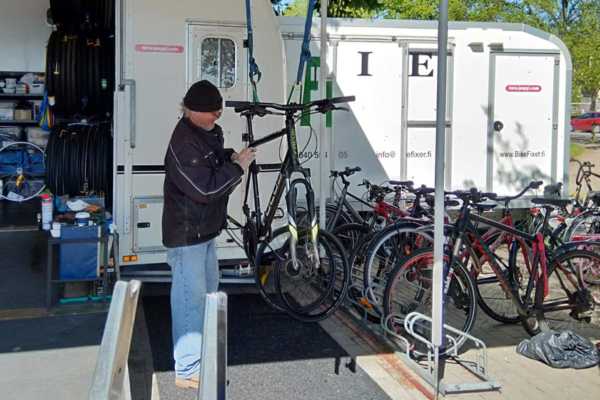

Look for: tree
[283,0,309,16]
[317,0,383,17]
[565,1,600,110]
[274,0,382,17]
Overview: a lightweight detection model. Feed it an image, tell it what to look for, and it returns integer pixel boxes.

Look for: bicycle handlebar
[494,180,543,203]
[446,188,497,203]
[543,182,563,196]
[330,166,361,178]
[406,185,435,196]
[225,96,356,115]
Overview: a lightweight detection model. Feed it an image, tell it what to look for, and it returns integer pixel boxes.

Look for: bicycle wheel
[363,222,431,314]
[383,247,477,357]
[520,249,599,336]
[0,142,46,202]
[333,223,371,253]
[473,233,533,324]
[254,228,290,314]
[259,227,350,322]
[564,211,600,242]
[341,228,382,322]
[333,222,372,303]
[297,204,353,231]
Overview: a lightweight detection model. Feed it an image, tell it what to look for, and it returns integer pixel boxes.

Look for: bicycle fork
[285,174,320,271]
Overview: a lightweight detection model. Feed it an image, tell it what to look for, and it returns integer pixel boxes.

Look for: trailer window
[200,38,236,88]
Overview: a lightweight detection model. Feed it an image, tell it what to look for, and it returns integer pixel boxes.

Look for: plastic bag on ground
[517,330,600,369]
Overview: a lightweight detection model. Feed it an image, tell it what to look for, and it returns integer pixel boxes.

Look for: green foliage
[316,0,383,17]
[283,0,309,16]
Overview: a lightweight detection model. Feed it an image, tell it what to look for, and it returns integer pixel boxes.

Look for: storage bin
[59,225,101,280]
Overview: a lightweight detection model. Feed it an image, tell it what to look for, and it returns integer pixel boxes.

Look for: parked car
[571,112,600,133]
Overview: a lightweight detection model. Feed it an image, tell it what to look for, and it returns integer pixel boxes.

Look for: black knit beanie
[183,80,223,112]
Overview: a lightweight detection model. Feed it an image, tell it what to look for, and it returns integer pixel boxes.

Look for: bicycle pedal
[570,309,594,320]
[358,297,374,310]
[259,270,270,286]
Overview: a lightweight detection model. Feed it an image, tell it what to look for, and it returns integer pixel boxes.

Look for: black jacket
[162,117,243,248]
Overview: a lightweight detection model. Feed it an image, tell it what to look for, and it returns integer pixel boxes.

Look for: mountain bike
[225,96,355,322]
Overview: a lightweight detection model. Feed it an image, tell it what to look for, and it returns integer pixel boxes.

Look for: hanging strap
[285,0,318,104]
[295,0,318,86]
[245,0,261,101]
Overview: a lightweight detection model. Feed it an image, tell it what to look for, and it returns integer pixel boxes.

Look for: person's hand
[234,147,256,171]
[230,152,239,162]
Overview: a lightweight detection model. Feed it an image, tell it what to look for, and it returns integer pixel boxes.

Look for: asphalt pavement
[142,290,393,400]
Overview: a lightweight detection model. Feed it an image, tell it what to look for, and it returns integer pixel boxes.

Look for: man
[162,80,255,389]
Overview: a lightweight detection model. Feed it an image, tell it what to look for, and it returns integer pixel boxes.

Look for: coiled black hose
[49,0,115,35]
[45,31,114,117]
[46,122,113,206]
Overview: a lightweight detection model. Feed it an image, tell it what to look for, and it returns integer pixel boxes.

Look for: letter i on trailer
[114,0,571,279]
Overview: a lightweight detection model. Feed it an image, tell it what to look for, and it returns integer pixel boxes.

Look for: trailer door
[488,52,559,194]
[188,24,247,248]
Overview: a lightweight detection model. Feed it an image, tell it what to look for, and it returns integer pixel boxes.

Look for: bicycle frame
[449,204,545,317]
[329,176,369,228]
[235,108,320,270]
[573,160,600,207]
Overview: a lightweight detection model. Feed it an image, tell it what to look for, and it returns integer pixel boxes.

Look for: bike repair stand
[199,292,228,400]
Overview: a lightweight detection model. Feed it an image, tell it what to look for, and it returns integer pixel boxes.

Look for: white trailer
[113,0,572,278]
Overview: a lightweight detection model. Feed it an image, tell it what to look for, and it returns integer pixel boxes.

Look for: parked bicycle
[384,188,598,356]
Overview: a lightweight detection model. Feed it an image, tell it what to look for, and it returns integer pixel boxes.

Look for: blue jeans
[167,239,219,379]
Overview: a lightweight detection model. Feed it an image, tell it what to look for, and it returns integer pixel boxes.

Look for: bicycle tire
[298,204,353,231]
[520,249,599,336]
[363,221,430,313]
[472,232,533,324]
[332,223,371,253]
[344,228,383,322]
[564,210,600,242]
[383,247,478,357]
[254,227,290,314]
[271,227,350,322]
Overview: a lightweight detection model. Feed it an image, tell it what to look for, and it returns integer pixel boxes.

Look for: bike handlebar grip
[225,100,250,108]
[329,95,356,104]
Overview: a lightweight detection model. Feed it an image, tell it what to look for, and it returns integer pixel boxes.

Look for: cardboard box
[14,109,32,121]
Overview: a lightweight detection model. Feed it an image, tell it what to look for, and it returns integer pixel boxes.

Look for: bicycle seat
[425,195,460,208]
[475,202,497,211]
[389,180,414,188]
[412,186,435,195]
[494,196,513,203]
[543,182,563,197]
[588,191,600,205]
[531,197,571,208]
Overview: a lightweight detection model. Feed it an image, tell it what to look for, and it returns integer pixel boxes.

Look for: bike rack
[381,312,501,395]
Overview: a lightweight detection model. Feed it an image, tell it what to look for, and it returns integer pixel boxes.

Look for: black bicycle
[225,96,355,322]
